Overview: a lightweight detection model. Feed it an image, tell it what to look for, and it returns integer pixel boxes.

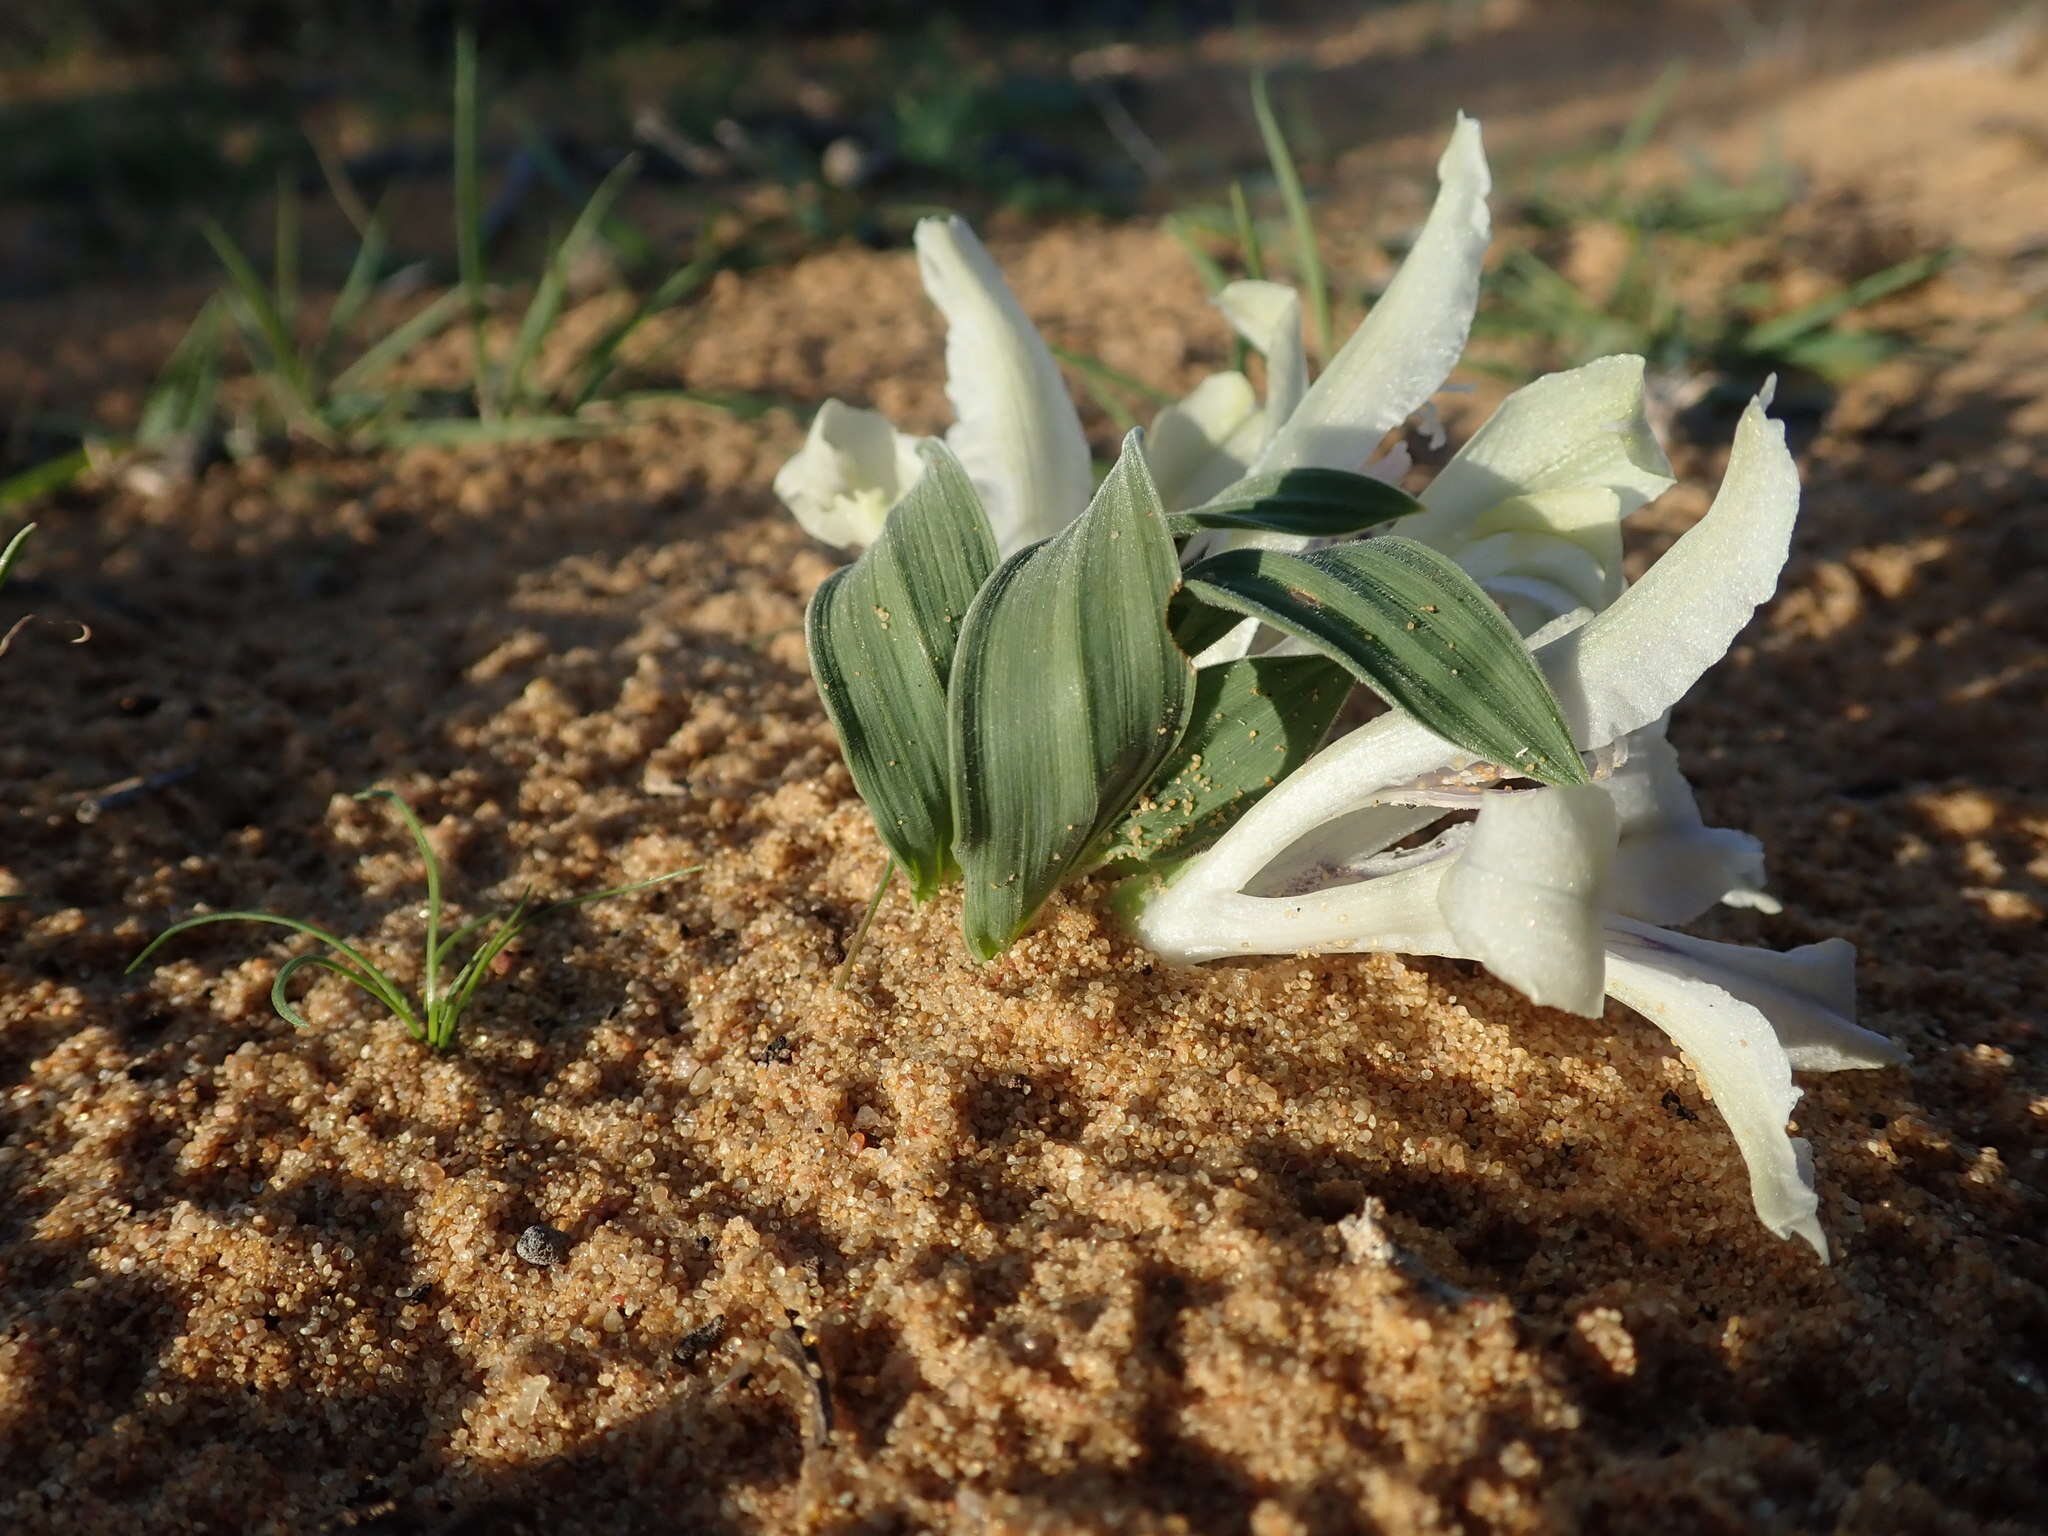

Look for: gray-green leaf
[1180,536,1588,786]
[1164,467,1423,540]
[1100,654,1351,871]
[806,441,997,899]
[949,430,1194,959]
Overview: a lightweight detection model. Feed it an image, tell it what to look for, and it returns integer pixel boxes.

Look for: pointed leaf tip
[807,440,997,898]
[949,430,1193,957]
[1180,536,1587,786]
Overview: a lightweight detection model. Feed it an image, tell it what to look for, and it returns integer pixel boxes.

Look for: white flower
[1131,389,1903,1260]
[772,399,926,550]
[775,117,1503,567]
[1147,118,1678,657]
[772,217,1092,559]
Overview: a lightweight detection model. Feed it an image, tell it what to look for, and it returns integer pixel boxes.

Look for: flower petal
[1217,279,1307,437]
[1438,784,1616,1016]
[1409,355,1675,548]
[1147,371,1264,511]
[1540,387,1801,751]
[1471,486,1628,607]
[914,216,1093,555]
[1454,527,1615,617]
[1604,726,1775,923]
[1139,706,1460,914]
[1251,114,1490,477]
[772,398,925,551]
[1607,919,1903,1073]
[1133,856,1461,965]
[1602,933,1832,1260]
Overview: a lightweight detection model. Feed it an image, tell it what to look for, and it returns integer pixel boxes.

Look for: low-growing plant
[776,95,1904,1263]
[128,789,693,1052]
[192,32,728,452]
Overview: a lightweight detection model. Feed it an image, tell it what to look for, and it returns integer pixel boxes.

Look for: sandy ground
[2,7,2046,1533]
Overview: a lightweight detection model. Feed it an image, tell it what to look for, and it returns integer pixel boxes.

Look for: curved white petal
[1603,727,1774,923]
[1242,804,1448,897]
[914,216,1092,555]
[1169,709,1463,900]
[1541,388,1801,751]
[1607,919,1902,1074]
[1251,114,1490,477]
[1439,785,1616,1016]
[1147,371,1264,511]
[1409,355,1675,550]
[1456,528,1615,616]
[1603,934,1829,1260]
[1217,279,1307,437]
[1610,829,1772,926]
[772,399,925,551]
[1134,857,1461,965]
[1471,486,1628,607]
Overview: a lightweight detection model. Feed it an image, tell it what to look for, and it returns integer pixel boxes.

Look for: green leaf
[1165,467,1424,539]
[949,430,1194,959]
[1100,654,1350,871]
[1181,536,1588,786]
[0,453,89,511]
[1252,71,1331,359]
[807,441,997,900]
[453,27,493,419]
[137,297,225,449]
[0,522,33,586]
[199,216,323,433]
[504,152,643,411]
[331,289,468,396]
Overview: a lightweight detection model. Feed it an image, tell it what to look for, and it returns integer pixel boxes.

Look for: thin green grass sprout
[127,789,695,1052]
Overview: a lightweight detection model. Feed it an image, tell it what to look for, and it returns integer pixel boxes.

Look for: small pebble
[515,1224,570,1268]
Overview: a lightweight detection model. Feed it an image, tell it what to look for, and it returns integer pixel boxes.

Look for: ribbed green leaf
[807,441,996,900]
[1100,654,1350,871]
[1165,467,1424,539]
[949,430,1194,959]
[1181,536,1588,786]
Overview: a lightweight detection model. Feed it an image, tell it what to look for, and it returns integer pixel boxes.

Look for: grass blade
[1252,72,1331,359]
[1740,250,1953,356]
[0,522,33,585]
[368,415,607,448]
[316,211,390,380]
[271,952,419,1036]
[1230,179,1265,279]
[200,216,323,432]
[504,153,643,412]
[137,298,226,450]
[0,451,90,510]
[1164,213,1228,296]
[357,789,442,1015]
[274,170,300,331]
[454,27,494,419]
[330,288,467,395]
[566,247,720,411]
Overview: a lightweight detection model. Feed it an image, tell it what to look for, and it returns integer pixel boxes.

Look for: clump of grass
[1477,61,1952,389]
[127,788,694,1053]
[195,30,729,452]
